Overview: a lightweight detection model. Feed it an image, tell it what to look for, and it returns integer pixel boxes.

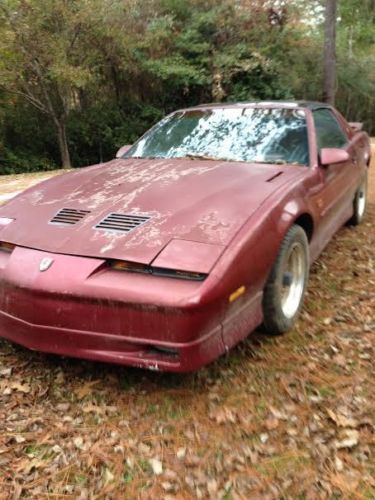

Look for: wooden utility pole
[322,0,337,105]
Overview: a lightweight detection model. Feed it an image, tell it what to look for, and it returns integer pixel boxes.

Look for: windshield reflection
[124,107,309,165]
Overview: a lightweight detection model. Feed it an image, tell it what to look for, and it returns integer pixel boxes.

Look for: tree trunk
[56,121,72,169]
[322,0,337,105]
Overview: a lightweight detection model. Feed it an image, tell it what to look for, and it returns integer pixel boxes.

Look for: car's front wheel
[262,225,309,334]
[348,171,368,226]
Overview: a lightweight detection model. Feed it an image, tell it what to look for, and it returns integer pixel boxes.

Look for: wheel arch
[293,212,314,242]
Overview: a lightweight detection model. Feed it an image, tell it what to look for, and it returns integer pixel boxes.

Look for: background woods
[0,0,374,173]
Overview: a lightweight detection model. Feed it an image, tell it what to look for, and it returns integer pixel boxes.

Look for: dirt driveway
[0,152,374,498]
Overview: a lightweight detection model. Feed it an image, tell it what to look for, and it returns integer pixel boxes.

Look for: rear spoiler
[349,122,363,132]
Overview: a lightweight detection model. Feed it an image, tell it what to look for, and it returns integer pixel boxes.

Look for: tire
[262,224,309,335]
[348,171,368,226]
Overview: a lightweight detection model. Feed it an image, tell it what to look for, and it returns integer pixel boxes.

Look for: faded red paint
[0,102,370,371]
[0,159,300,262]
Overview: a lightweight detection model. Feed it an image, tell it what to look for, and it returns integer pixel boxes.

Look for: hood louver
[95,213,152,233]
[50,208,91,226]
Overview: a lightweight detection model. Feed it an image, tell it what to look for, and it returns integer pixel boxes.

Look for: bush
[0,148,56,175]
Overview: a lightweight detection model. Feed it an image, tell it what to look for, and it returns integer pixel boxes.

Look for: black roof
[182,100,332,112]
[295,101,332,110]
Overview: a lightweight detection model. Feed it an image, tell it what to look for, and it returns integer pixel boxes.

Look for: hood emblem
[39,257,54,272]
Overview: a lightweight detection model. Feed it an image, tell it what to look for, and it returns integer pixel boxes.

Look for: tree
[0,0,95,168]
[322,0,338,105]
[0,0,373,174]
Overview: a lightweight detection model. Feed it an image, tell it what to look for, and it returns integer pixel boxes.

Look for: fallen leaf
[184,455,200,467]
[335,430,359,449]
[56,403,70,412]
[327,409,358,428]
[22,458,45,475]
[334,456,344,472]
[75,380,100,400]
[332,354,346,367]
[10,382,31,393]
[260,433,269,443]
[207,478,218,495]
[149,458,163,475]
[161,481,174,492]
[265,415,279,430]
[177,447,186,460]
[104,468,114,484]
[331,471,361,493]
[209,407,237,424]
[138,442,151,455]
[269,406,288,420]
[73,437,85,450]
[82,403,104,415]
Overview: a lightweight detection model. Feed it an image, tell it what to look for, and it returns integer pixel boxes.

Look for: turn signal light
[111,260,151,274]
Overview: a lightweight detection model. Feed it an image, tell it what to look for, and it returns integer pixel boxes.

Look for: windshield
[124,107,309,165]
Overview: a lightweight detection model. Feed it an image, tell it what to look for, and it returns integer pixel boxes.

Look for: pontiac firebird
[0,102,370,372]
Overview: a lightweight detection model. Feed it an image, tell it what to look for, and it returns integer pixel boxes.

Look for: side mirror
[115,145,132,158]
[349,122,363,132]
[320,148,350,167]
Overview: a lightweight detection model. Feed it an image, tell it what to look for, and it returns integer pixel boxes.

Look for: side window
[313,109,348,150]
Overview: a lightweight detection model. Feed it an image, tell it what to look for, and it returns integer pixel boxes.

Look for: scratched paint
[0,158,301,263]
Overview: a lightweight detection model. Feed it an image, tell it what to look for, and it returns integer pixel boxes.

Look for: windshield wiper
[252,159,287,165]
[184,154,228,161]
[128,154,230,161]
[127,155,159,159]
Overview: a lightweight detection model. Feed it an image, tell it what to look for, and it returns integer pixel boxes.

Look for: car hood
[0,158,302,264]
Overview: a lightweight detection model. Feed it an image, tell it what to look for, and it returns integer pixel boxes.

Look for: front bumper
[0,246,226,372]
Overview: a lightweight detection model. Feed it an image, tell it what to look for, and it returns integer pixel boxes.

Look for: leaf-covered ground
[0,153,374,499]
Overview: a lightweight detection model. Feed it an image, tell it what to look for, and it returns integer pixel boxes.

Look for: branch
[0,3,60,125]
[0,85,48,114]
[31,61,56,112]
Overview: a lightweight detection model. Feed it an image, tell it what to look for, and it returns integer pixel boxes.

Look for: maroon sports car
[0,102,370,371]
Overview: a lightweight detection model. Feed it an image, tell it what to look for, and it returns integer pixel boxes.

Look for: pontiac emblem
[39,257,54,272]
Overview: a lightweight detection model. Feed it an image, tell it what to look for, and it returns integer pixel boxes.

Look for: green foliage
[67,102,163,167]
[0,149,55,175]
[0,0,373,174]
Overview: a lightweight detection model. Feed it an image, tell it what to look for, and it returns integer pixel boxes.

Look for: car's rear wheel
[262,225,309,334]
[348,171,368,226]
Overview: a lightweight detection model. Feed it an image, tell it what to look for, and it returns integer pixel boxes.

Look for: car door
[312,108,358,245]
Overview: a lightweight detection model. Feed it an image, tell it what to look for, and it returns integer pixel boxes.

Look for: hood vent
[95,213,151,233]
[50,208,91,226]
